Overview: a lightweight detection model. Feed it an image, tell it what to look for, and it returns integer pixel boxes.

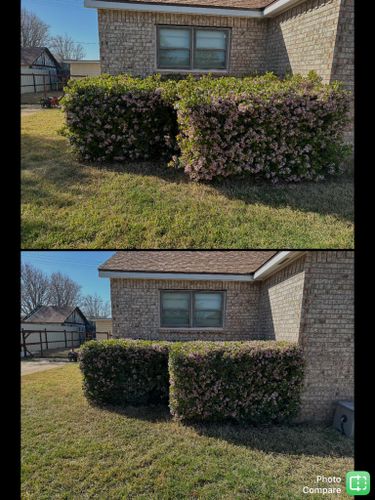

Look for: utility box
[333,400,354,438]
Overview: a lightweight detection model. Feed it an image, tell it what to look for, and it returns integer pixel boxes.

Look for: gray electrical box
[333,400,354,438]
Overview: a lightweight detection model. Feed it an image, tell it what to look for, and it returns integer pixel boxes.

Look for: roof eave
[99,270,255,281]
[84,0,263,17]
[84,0,305,17]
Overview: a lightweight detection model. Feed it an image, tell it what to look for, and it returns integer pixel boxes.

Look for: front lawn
[21,110,354,248]
[22,364,353,499]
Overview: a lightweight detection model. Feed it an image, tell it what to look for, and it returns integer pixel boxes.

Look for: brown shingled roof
[97,0,275,10]
[99,251,277,275]
[23,305,85,323]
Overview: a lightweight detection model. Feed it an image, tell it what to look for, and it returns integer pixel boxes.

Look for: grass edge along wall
[100,250,354,423]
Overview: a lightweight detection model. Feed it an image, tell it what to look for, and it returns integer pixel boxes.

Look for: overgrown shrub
[168,341,304,423]
[79,339,169,406]
[62,72,350,183]
[61,74,178,162]
[173,73,351,182]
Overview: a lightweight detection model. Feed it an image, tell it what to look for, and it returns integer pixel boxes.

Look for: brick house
[85,0,354,142]
[85,0,353,86]
[99,250,354,422]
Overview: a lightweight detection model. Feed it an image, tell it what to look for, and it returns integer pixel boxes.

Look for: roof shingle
[23,305,78,323]
[99,251,277,275]
[96,0,275,10]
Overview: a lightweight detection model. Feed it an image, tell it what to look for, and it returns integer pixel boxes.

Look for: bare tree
[48,272,82,308]
[49,34,86,61]
[21,264,50,316]
[81,294,110,319]
[21,9,50,48]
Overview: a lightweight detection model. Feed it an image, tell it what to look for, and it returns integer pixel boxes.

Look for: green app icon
[346,471,370,496]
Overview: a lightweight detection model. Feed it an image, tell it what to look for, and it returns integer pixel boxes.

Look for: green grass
[22,364,353,499]
[21,110,354,248]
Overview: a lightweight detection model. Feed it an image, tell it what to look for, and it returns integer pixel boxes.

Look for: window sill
[156,68,229,74]
[159,327,224,331]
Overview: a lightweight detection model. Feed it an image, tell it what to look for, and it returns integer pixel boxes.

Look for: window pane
[159,49,190,68]
[162,292,189,310]
[194,50,226,69]
[196,30,227,50]
[161,292,190,327]
[194,310,222,327]
[194,293,223,311]
[193,293,223,327]
[159,28,190,49]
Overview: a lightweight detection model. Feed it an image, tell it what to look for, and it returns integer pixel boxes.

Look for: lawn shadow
[22,132,354,223]
[187,421,353,458]
[92,159,354,222]
[99,403,172,424]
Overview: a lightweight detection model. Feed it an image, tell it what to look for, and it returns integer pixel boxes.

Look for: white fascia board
[84,0,263,17]
[99,270,254,281]
[253,251,305,280]
[85,0,303,17]
[263,0,305,17]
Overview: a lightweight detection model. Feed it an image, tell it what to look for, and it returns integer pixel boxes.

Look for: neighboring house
[21,47,61,94]
[99,250,354,422]
[85,0,354,142]
[64,59,101,79]
[21,305,89,355]
[94,318,113,340]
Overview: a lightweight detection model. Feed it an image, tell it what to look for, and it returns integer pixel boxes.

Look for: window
[157,26,229,71]
[160,291,224,328]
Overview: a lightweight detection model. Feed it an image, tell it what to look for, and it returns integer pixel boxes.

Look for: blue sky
[21,251,115,303]
[22,0,100,59]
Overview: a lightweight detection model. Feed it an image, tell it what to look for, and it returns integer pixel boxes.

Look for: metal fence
[20,329,112,358]
[21,73,89,96]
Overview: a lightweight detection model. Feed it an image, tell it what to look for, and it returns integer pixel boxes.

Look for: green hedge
[79,339,169,406]
[61,72,350,183]
[60,74,178,162]
[168,341,304,423]
[173,73,351,182]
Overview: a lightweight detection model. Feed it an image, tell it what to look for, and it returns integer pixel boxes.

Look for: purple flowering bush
[174,73,351,182]
[79,340,169,406]
[169,341,304,423]
[60,74,178,162]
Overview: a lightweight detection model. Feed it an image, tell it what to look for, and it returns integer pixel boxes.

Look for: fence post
[44,328,48,351]
[49,71,52,92]
[64,330,67,348]
[21,329,27,358]
[39,331,44,357]
[43,74,47,98]
[71,331,74,348]
[32,74,36,93]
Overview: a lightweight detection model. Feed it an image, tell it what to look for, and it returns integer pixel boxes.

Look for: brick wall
[266,0,354,145]
[266,0,341,82]
[298,251,354,422]
[98,10,267,77]
[258,255,306,342]
[110,278,262,341]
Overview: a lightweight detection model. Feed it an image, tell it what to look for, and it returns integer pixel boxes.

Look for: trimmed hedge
[60,74,178,162]
[174,73,351,182]
[79,339,169,406]
[168,341,304,423]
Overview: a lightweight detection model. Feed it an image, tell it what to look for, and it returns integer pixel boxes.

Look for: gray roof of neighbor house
[21,47,61,68]
[95,0,275,9]
[22,305,85,324]
[99,251,277,275]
